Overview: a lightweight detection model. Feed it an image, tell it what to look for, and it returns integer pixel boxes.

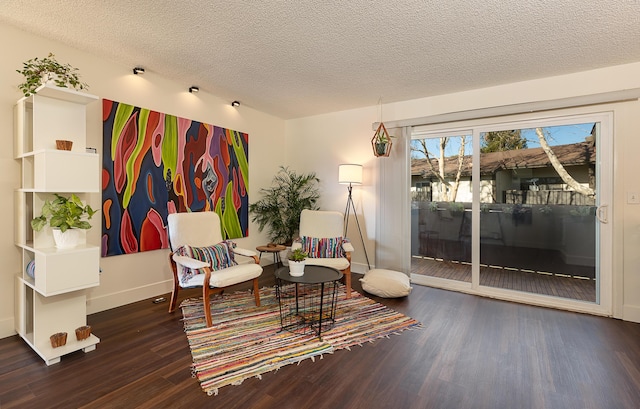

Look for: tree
[535,128,595,197]
[412,136,467,202]
[481,130,527,153]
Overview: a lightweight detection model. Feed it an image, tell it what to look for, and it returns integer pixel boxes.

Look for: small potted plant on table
[288,248,308,277]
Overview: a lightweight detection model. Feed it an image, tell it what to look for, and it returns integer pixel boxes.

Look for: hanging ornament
[371,97,392,157]
[371,122,392,157]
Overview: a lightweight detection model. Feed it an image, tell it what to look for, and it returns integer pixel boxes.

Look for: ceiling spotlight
[132,67,145,75]
[189,86,199,93]
[231,100,240,107]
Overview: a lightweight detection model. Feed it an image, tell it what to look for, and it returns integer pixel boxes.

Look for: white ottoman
[359,269,412,298]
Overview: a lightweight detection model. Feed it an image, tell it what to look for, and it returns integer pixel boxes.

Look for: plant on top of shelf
[31,193,96,232]
[16,52,89,97]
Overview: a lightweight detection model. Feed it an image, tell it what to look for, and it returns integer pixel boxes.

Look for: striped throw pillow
[301,236,346,258]
[175,240,237,285]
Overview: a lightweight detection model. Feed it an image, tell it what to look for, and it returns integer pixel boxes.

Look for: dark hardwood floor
[2,265,640,408]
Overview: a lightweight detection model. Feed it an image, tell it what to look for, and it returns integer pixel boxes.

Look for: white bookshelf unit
[14,84,100,365]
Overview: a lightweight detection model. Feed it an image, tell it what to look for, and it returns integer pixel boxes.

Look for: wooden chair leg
[202,268,214,327]
[253,277,261,306]
[203,285,213,327]
[168,284,180,313]
[344,270,352,299]
[168,254,180,313]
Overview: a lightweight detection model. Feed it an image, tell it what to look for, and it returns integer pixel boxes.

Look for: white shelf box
[29,244,100,296]
[15,277,100,366]
[22,150,99,192]
[14,84,98,158]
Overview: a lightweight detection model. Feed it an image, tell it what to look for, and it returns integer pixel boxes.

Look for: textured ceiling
[1,1,639,119]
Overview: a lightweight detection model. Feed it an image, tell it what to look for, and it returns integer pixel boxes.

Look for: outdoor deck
[411,256,596,302]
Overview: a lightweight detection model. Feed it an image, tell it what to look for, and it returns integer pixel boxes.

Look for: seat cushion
[300,236,347,258]
[360,269,412,298]
[304,257,350,271]
[175,241,237,284]
[180,263,263,288]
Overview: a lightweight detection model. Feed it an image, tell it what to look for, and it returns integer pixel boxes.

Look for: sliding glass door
[412,132,473,284]
[410,113,612,313]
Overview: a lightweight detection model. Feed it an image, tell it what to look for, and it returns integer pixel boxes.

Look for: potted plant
[287,248,308,277]
[16,52,89,97]
[249,166,320,247]
[371,122,393,157]
[31,193,96,248]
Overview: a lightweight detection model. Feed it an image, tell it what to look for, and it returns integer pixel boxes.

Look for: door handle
[596,204,608,224]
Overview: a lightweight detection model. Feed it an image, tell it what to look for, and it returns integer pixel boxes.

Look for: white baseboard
[0,317,16,339]
[350,261,369,275]
[86,280,173,315]
[622,304,640,323]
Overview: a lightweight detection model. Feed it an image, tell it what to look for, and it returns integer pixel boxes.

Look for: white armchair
[292,209,355,298]
[167,211,262,327]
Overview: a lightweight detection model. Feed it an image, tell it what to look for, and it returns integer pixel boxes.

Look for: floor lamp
[339,164,371,270]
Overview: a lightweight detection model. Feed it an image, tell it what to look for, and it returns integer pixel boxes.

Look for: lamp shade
[338,164,363,185]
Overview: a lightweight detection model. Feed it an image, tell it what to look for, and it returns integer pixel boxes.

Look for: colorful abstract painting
[102,99,249,256]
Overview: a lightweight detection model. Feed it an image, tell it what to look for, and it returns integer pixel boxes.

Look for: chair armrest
[172,254,210,269]
[291,242,302,251]
[234,247,258,258]
[342,241,355,252]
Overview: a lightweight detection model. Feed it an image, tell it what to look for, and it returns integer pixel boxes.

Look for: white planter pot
[52,228,85,249]
[289,259,306,276]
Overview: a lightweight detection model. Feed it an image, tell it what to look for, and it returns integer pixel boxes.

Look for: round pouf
[359,269,412,298]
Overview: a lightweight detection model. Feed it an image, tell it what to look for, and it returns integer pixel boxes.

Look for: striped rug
[181,285,422,396]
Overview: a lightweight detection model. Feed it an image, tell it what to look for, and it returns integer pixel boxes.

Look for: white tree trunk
[535,128,595,197]
[449,135,466,202]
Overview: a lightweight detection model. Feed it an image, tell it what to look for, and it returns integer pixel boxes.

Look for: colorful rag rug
[181,285,422,396]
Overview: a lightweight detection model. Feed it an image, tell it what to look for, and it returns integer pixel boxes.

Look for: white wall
[0,23,284,338]
[285,108,380,272]
[285,62,640,323]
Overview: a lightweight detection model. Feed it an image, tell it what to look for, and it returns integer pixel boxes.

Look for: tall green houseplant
[249,166,320,245]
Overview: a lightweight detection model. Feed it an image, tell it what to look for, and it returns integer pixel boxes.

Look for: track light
[133,67,145,75]
[189,86,199,93]
[231,100,240,107]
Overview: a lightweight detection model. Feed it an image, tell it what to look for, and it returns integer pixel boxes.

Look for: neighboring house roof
[411,142,596,179]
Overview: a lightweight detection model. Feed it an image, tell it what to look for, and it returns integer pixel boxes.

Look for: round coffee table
[275,265,343,340]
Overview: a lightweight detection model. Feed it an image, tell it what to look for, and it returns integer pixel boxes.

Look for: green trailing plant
[449,202,465,214]
[249,166,320,245]
[31,194,96,232]
[288,248,308,262]
[17,52,89,97]
[569,205,593,218]
[539,205,553,215]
